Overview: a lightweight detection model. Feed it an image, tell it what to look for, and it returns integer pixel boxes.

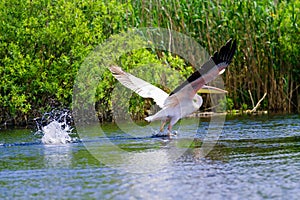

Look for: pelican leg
[167,118,179,137]
[167,124,173,137]
[159,121,166,132]
[160,118,171,133]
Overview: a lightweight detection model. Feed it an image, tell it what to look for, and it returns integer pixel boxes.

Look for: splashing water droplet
[41,121,72,144]
[34,109,78,144]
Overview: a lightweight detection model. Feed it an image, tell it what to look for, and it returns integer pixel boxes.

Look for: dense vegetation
[1,0,299,125]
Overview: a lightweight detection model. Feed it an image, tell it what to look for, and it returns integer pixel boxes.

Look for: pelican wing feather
[109,66,168,108]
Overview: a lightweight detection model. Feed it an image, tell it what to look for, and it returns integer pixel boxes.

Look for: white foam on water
[41,121,73,144]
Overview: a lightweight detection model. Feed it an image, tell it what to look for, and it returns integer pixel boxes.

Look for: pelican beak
[198,85,228,94]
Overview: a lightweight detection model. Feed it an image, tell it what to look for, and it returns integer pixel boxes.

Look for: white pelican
[110,39,236,136]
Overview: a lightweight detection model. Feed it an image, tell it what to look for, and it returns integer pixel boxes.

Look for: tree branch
[251,92,267,113]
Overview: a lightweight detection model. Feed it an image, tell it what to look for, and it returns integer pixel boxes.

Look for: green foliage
[226,98,234,111]
[241,103,248,111]
[1,0,299,124]
[0,0,130,123]
[218,97,234,112]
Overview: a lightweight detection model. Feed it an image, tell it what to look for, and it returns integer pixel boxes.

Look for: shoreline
[188,110,269,118]
[0,109,285,130]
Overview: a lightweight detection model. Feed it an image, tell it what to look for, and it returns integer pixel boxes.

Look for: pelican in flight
[110,39,236,136]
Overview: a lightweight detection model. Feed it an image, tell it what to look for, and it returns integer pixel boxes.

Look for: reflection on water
[43,144,72,168]
[0,114,299,199]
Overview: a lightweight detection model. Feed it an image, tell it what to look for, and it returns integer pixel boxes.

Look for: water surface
[0,114,299,199]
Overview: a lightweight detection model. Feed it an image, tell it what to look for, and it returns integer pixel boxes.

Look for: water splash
[35,109,78,144]
[41,121,72,144]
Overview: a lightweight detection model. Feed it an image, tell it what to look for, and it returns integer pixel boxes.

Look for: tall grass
[124,0,300,112]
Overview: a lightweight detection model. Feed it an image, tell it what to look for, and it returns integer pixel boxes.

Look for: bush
[0,0,130,124]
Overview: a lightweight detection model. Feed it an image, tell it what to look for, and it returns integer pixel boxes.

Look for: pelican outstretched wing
[169,38,236,98]
[109,66,168,108]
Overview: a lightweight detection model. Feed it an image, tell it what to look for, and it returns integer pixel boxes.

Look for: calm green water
[0,114,299,199]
